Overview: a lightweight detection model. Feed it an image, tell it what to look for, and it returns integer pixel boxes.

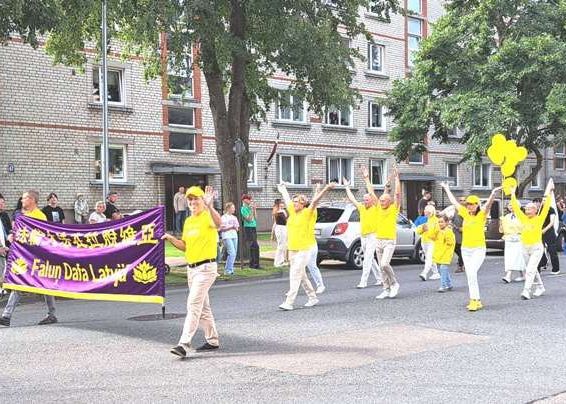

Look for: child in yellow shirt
[429,214,456,292]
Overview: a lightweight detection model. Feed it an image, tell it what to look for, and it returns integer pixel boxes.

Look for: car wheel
[348,241,363,270]
[412,241,425,264]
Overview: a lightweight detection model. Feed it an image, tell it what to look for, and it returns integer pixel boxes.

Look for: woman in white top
[219,202,239,275]
[89,201,107,224]
[271,199,288,267]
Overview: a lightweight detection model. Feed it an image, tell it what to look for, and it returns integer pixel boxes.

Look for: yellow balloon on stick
[491,133,507,146]
[487,145,505,165]
[501,161,515,177]
[515,146,528,162]
[502,177,517,195]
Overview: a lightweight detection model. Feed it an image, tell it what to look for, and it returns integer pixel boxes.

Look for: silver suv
[315,202,423,269]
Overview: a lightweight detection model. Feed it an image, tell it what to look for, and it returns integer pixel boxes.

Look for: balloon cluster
[486,133,528,195]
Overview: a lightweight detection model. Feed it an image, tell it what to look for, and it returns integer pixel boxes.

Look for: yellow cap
[465,195,480,205]
[186,186,205,198]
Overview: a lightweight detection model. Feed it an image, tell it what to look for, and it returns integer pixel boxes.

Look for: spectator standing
[104,191,122,220]
[42,192,65,223]
[271,199,288,267]
[12,197,22,221]
[89,201,108,224]
[219,202,239,276]
[173,186,188,234]
[453,197,466,273]
[418,190,433,216]
[74,193,89,224]
[240,195,260,269]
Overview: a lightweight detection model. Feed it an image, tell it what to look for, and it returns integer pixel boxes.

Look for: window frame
[247,152,258,185]
[370,158,388,186]
[278,154,307,185]
[407,17,423,66]
[324,106,353,127]
[408,150,424,165]
[446,162,459,187]
[368,101,386,131]
[92,67,125,105]
[530,166,541,189]
[275,91,307,123]
[94,144,127,183]
[367,42,386,73]
[472,163,492,189]
[327,157,354,185]
[407,0,422,15]
[555,145,566,170]
[168,106,196,153]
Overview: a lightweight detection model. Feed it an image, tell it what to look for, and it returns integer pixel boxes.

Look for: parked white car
[315,202,424,269]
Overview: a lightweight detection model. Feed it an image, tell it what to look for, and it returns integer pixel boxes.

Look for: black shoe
[38,315,58,325]
[195,342,219,352]
[551,270,561,275]
[0,317,10,327]
[170,345,188,358]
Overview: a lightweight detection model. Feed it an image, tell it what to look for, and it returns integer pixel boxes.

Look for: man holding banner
[163,185,222,358]
[1,190,57,327]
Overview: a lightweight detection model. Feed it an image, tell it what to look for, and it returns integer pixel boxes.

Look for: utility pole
[101,0,110,199]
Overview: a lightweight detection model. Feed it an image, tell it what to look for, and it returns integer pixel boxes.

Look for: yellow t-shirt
[287,203,316,251]
[375,204,399,240]
[500,214,523,238]
[416,215,438,244]
[431,227,456,265]
[511,195,551,246]
[182,210,218,264]
[24,208,47,221]
[356,203,377,236]
[457,206,486,248]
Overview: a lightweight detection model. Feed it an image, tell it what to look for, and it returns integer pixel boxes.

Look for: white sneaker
[356,283,367,289]
[520,290,531,300]
[304,298,319,307]
[429,273,441,280]
[316,285,326,294]
[515,276,525,282]
[375,290,390,299]
[389,283,400,298]
[374,280,383,286]
[533,286,546,297]
[278,302,294,311]
[419,273,427,281]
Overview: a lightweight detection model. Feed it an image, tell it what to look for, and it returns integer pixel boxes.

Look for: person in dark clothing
[452,197,466,273]
[417,190,433,216]
[534,197,560,274]
[104,191,122,220]
[42,192,65,223]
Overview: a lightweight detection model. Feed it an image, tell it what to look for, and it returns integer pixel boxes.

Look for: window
[248,153,257,185]
[95,145,126,181]
[276,92,305,122]
[370,159,387,186]
[473,163,491,188]
[367,43,385,73]
[341,36,351,49]
[408,150,424,165]
[169,106,195,152]
[168,47,193,98]
[407,0,421,14]
[327,158,353,185]
[368,101,386,130]
[530,167,541,189]
[325,106,352,127]
[446,162,458,186]
[92,68,124,104]
[408,18,423,66]
[555,145,566,170]
[279,155,306,185]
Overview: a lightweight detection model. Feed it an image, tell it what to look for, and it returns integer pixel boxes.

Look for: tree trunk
[517,148,543,197]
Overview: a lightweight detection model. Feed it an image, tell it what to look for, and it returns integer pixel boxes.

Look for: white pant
[522,243,544,293]
[285,250,317,305]
[306,245,324,288]
[461,247,486,300]
[273,225,288,267]
[178,262,219,346]
[360,234,381,285]
[420,241,439,277]
[376,239,397,290]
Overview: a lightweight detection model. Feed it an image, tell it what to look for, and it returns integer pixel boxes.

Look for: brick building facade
[1,2,563,230]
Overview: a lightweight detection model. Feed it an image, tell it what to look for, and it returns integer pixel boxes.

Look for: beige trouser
[285,250,317,305]
[274,225,288,267]
[376,238,397,289]
[522,243,544,293]
[360,233,381,285]
[178,262,219,346]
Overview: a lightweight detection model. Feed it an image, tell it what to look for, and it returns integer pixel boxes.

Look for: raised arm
[277,183,292,205]
[510,191,527,222]
[343,178,359,205]
[392,165,401,208]
[203,186,222,227]
[539,179,555,219]
[482,186,502,215]
[440,182,461,210]
[360,166,378,203]
[310,182,337,210]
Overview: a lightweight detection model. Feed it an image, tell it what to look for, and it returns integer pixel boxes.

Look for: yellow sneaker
[467,299,483,311]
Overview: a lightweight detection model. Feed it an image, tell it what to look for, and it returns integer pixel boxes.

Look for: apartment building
[0,2,562,230]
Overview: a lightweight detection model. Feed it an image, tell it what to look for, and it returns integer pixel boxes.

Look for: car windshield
[316,208,344,223]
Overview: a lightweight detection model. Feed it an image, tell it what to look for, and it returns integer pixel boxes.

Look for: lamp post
[233,139,246,271]
[100,0,110,200]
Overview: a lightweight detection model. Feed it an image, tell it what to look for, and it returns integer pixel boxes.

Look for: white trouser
[273,225,288,267]
[306,245,324,288]
[522,243,544,293]
[461,247,486,300]
[178,262,219,346]
[376,239,397,290]
[285,250,316,305]
[360,234,381,285]
[420,241,439,277]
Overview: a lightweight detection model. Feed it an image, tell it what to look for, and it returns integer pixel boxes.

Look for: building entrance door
[405,180,432,221]
[164,174,206,230]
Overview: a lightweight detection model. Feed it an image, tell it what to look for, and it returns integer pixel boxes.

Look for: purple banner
[3,207,165,304]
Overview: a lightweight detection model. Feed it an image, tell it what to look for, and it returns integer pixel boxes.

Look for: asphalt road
[1,253,565,403]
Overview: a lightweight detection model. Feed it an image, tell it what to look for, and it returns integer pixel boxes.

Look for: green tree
[1,0,399,204]
[386,0,566,196]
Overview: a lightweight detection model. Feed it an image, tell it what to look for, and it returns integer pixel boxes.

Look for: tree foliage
[386,0,566,195]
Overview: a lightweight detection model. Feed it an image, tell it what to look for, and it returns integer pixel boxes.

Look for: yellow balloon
[491,133,507,146]
[487,145,505,165]
[515,146,528,162]
[501,162,515,177]
[502,177,517,188]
